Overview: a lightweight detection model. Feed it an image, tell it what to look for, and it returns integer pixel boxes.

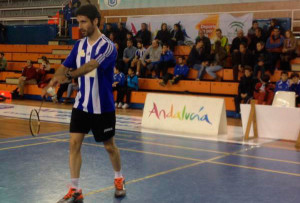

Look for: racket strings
[30,110,40,136]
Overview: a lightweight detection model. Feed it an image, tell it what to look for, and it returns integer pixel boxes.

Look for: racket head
[29,109,40,137]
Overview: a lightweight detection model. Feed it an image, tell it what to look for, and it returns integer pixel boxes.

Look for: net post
[244,100,258,140]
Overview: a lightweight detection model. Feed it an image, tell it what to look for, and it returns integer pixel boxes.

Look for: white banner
[141,93,227,136]
[126,13,253,44]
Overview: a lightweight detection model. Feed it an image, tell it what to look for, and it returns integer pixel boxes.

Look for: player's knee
[69,139,81,153]
[104,143,116,154]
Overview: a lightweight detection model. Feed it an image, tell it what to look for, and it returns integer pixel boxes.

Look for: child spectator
[122,67,138,109]
[113,66,126,108]
[206,40,227,81]
[131,40,146,76]
[289,72,300,106]
[159,56,189,86]
[159,44,176,77]
[0,52,7,71]
[275,71,290,92]
[254,74,275,105]
[280,30,297,70]
[253,41,272,78]
[141,40,162,78]
[234,67,257,116]
[123,39,137,74]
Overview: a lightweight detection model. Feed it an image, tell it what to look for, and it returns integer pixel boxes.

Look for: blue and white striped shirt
[63,35,117,114]
[135,48,146,59]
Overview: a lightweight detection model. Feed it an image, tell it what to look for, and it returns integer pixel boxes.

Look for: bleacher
[0,44,300,112]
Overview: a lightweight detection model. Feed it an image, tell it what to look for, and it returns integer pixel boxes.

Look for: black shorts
[70,108,116,142]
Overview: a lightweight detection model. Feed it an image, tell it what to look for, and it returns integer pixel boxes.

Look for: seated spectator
[266,26,284,73]
[17,60,37,99]
[275,71,289,93]
[280,30,297,70]
[109,32,118,43]
[289,72,300,106]
[170,23,184,50]
[114,42,124,71]
[41,56,52,72]
[232,42,253,81]
[123,32,137,48]
[123,39,137,74]
[113,66,126,108]
[155,23,171,45]
[234,67,257,116]
[187,40,209,80]
[122,67,138,109]
[254,74,275,105]
[206,40,227,81]
[104,23,115,38]
[159,56,189,86]
[253,41,272,78]
[116,22,128,44]
[63,78,79,104]
[195,29,211,55]
[214,28,228,50]
[141,40,162,78]
[56,79,72,103]
[230,29,248,54]
[267,19,284,37]
[0,52,7,71]
[248,20,259,40]
[159,44,176,77]
[136,23,152,47]
[249,27,266,52]
[131,40,146,76]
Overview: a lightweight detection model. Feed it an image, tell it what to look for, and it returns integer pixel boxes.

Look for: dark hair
[240,42,247,48]
[178,56,185,60]
[75,4,101,27]
[281,71,288,76]
[127,32,133,37]
[161,23,167,30]
[162,43,169,48]
[256,27,262,33]
[128,66,136,73]
[115,66,120,71]
[0,52,4,56]
[41,56,49,64]
[127,39,133,44]
[291,72,299,78]
[216,28,222,33]
[136,39,143,45]
[174,23,182,31]
[257,41,265,46]
[244,66,253,72]
[262,74,270,83]
[252,20,258,24]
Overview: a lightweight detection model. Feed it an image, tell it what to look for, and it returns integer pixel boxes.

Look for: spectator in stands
[136,23,152,47]
[141,40,162,78]
[195,29,211,55]
[114,42,124,71]
[249,27,266,52]
[123,67,138,109]
[170,23,185,50]
[0,23,5,44]
[123,32,137,48]
[123,39,137,74]
[104,23,115,38]
[113,66,126,108]
[234,66,257,116]
[131,40,146,76]
[63,0,76,31]
[253,41,272,78]
[63,78,79,104]
[109,32,117,43]
[289,72,300,106]
[155,23,171,45]
[266,26,284,73]
[159,44,176,77]
[116,23,128,44]
[230,29,248,54]
[275,71,290,92]
[0,52,7,71]
[187,40,209,81]
[248,20,259,40]
[214,28,228,50]
[253,74,275,105]
[159,56,189,86]
[267,19,283,37]
[56,79,72,103]
[17,60,37,99]
[206,40,227,81]
[41,56,51,72]
[232,42,253,81]
[280,30,297,70]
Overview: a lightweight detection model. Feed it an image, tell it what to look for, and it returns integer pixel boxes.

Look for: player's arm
[67,59,99,79]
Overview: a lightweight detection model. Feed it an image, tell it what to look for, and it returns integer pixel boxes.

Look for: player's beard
[81,26,95,37]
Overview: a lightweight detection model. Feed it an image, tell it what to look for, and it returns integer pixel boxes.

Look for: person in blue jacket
[289,72,300,106]
[159,56,189,86]
[159,44,176,77]
[122,67,138,109]
[275,71,290,93]
[113,66,126,108]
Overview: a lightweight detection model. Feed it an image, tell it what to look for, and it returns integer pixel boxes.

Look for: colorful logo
[104,0,121,8]
[229,21,245,32]
[148,102,212,125]
[196,15,219,39]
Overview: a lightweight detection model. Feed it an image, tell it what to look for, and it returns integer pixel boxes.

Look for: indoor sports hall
[0,0,300,203]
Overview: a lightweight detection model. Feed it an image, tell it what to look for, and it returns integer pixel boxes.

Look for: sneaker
[57,188,84,203]
[114,177,126,198]
[122,103,129,109]
[118,102,123,108]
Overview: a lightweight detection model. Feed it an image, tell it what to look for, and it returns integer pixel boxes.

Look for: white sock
[71,178,80,190]
[114,171,123,179]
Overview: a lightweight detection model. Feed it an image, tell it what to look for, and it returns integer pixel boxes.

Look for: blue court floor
[0,129,300,203]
